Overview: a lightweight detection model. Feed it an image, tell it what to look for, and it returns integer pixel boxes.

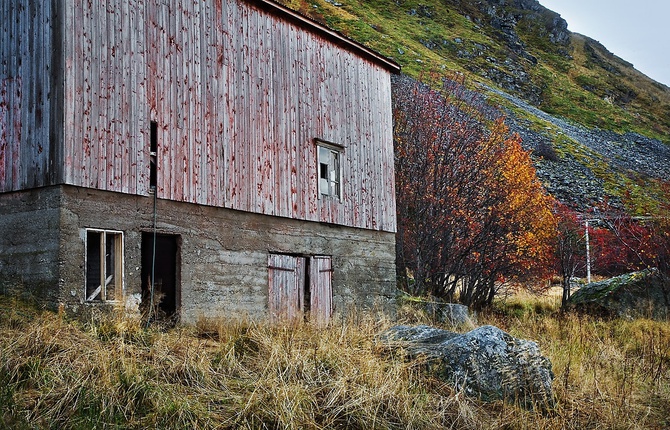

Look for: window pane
[331,150,340,198]
[86,232,102,300]
[105,233,116,301]
[317,145,342,198]
[319,146,330,164]
[85,230,122,302]
[320,162,329,195]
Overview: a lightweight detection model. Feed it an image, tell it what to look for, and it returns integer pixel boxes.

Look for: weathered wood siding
[268,253,305,322]
[268,253,333,323]
[310,255,333,324]
[0,0,62,192]
[62,0,396,232]
[63,0,148,194]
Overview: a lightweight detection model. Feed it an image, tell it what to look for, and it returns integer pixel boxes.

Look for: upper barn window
[85,229,123,302]
[316,139,344,200]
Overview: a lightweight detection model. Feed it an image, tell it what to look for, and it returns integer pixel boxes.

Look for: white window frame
[84,229,124,303]
[316,139,344,201]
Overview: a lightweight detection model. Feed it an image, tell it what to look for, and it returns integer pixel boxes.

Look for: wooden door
[310,256,333,324]
[268,254,332,324]
[268,254,305,322]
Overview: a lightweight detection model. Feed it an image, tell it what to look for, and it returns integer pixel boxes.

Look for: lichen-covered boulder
[379,325,554,409]
[568,269,670,319]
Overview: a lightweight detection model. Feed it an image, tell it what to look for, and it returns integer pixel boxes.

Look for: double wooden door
[268,254,333,324]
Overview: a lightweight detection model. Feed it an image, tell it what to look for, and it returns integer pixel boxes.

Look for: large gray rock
[568,269,670,319]
[379,325,554,409]
[424,301,474,329]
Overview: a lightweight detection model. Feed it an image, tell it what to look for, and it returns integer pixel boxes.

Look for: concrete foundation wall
[3,186,396,323]
[0,188,62,306]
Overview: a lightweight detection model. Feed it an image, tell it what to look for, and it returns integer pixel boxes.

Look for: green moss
[570,270,656,304]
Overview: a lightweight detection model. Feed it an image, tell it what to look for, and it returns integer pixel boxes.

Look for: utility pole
[585,219,591,284]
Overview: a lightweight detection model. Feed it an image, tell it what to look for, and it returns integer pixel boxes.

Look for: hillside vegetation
[2,295,670,428]
[282,0,670,140]
[280,0,670,213]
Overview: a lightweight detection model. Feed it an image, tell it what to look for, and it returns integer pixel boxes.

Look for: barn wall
[62,0,396,232]
[55,186,396,323]
[0,0,63,192]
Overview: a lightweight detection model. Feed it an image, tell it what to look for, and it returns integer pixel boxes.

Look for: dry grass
[1,295,669,429]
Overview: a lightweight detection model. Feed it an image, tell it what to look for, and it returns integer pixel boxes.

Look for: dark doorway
[142,233,180,321]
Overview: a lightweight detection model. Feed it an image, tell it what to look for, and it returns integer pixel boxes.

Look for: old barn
[0,0,399,323]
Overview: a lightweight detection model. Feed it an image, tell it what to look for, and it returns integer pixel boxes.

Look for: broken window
[85,229,123,302]
[149,121,158,191]
[316,140,343,199]
[268,254,333,323]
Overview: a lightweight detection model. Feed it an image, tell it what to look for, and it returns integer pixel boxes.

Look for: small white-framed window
[316,139,344,200]
[85,229,124,302]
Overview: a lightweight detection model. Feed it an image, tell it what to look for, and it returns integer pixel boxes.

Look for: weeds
[1,294,669,429]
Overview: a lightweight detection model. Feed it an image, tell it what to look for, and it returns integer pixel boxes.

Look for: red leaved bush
[589,187,670,279]
[393,74,556,309]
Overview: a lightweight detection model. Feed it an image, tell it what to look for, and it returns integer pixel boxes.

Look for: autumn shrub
[579,185,670,280]
[533,141,560,161]
[393,73,556,309]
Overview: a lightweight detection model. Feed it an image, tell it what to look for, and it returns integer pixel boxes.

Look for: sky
[538,0,670,87]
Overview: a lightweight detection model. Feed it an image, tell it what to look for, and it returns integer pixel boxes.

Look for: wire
[147,187,157,327]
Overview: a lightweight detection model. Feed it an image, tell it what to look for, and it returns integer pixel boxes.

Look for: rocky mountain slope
[492,84,670,211]
[281,0,670,213]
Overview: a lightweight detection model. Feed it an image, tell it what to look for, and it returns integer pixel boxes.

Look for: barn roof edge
[246,0,401,73]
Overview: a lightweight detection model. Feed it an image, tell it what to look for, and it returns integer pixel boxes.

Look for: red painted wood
[268,253,305,322]
[269,254,331,323]
[1,1,55,192]
[3,0,396,232]
[0,80,7,187]
[310,256,333,325]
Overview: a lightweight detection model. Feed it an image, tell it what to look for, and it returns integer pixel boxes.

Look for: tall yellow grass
[1,295,669,429]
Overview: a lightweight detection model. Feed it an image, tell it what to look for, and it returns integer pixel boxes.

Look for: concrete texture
[0,187,62,306]
[0,185,397,323]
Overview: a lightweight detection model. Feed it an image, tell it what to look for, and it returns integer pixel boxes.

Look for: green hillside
[282,0,670,142]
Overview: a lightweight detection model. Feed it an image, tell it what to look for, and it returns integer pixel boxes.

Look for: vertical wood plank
[11,77,22,190]
[268,253,304,322]
[0,0,54,190]
[46,0,396,232]
[0,79,7,188]
[310,255,332,325]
